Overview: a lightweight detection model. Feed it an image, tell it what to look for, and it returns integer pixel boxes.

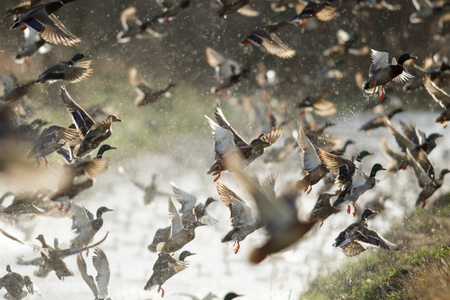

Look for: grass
[301,193,450,300]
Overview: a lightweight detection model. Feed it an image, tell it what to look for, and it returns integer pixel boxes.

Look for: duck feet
[157,285,165,297]
[36,158,40,167]
[43,156,49,168]
[352,203,358,217]
[347,205,351,214]
[372,83,377,95]
[307,185,313,194]
[233,241,240,254]
[378,86,385,101]
[212,167,222,182]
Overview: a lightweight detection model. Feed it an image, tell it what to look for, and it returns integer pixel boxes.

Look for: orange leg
[157,285,165,297]
[20,25,27,31]
[226,89,231,99]
[372,83,377,95]
[307,185,313,194]
[212,166,222,182]
[36,158,40,167]
[299,19,307,28]
[25,57,31,68]
[216,89,223,99]
[378,86,385,101]
[421,199,427,209]
[234,241,240,254]
[347,205,351,214]
[352,203,358,217]
[43,156,49,168]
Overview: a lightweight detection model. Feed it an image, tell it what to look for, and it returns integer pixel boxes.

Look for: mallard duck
[424,76,450,128]
[216,0,250,18]
[331,163,386,217]
[128,67,175,106]
[206,104,283,181]
[0,228,108,280]
[295,126,330,193]
[144,250,196,297]
[15,28,51,67]
[0,189,46,216]
[119,170,169,205]
[60,86,122,158]
[333,208,401,256]
[70,205,113,249]
[225,152,315,264]
[362,49,417,101]
[5,0,42,17]
[116,7,164,43]
[36,54,92,84]
[205,47,247,99]
[0,75,34,103]
[216,180,263,254]
[379,136,407,173]
[358,108,404,131]
[148,227,171,253]
[0,265,35,300]
[409,0,447,24]
[292,0,337,26]
[157,0,191,24]
[159,197,205,254]
[406,148,449,208]
[172,182,218,226]
[297,91,337,117]
[27,125,79,167]
[10,0,81,46]
[241,21,297,59]
[77,248,111,300]
[308,193,341,225]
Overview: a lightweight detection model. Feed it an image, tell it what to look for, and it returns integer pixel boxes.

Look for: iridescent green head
[205,197,217,207]
[71,53,89,62]
[397,53,417,65]
[426,133,443,142]
[96,145,117,158]
[224,293,243,300]
[179,250,196,261]
[369,163,386,177]
[361,208,378,220]
[96,206,114,218]
[356,150,373,162]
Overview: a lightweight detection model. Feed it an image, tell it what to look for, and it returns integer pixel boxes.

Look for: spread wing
[424,76,450,109]
[297,126,322,172]
[77,254,99,298]
[214,105,248,148]
[216,180,254,227]
[168,197,183,238]
[60,86,95,137]
[92,248,110,300]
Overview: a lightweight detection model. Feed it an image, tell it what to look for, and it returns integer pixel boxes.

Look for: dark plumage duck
[216,0,250,18]
[10,0,81,46]
[206,104,282,181]
[5,0,42,17]
[423,76,450,128]
[15,28,51,67]
[77,248,111,300]
[70,206,113,248]
[292,0,337,26]
[406,148,449,208]
[144,250,196,297]
[358,108,404,131]
[297,91,337,117]
[116,6,164,43]
[60,86,122,158]
[241,21,297,59]
[308,193,340,225]
[0,265,34,300]
[36,54,92,84]
[0,229,108,280]
[333,208,401,256]
[362,49,417,101]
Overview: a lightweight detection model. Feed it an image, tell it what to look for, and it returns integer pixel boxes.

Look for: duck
[157,0,191,24]
[0,75,35,103]
[225,152,315,264]
[77,248,111,300]
[406,148,449,208]
[308,193,341,225]
[35,54,93,84]
[128,67,175,107]
[27,125,79,167]
[331,163,386,217]
[206,104,283,181]
[119,170,169,205]
[358,107,405,131]
[423,76,450,128]
[70,205,113,249]
[0,228,108,280]
[159,197,205,254]
[10,0,81,46]
[333,208,401,256]
[362,49,417,101]
[0,265,35,300]
[379,136,407,173]
[216,0,250,18]
[205,47,247,99]
[116,7,164,43]
[60,85,122,158]
[0,189,46,216]
[295,126,330,193]
[292,0,337,26]
[144,250,196,297]
[15,28,51,67]
[241,21,297,59]
[297,91,337,117]
[216,180,263,254]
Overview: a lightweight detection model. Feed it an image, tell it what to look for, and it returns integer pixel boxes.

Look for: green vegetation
[302,194,450,300]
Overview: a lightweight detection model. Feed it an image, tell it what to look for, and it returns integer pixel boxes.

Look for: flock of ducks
[0,0,449,299]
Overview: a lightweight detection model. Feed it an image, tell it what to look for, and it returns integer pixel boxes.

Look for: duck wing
[76,254,98,298]
[384,120,417,151]
[92,248,110,300]
[260,126,283,145]
[406,148,434,187]
[38,13,80,46]
[297,126,322,172]
[60,86,95,137]
[369,49,390,76]
[171,182,197,215]
[424,76,450,109]
[214,105,248,148]
[216,180,254,227]
[168,197,183,238]
[262,33,296,59]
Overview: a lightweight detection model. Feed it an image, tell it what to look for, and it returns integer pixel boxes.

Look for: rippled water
[0,111,449,300]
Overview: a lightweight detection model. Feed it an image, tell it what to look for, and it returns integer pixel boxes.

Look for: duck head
[369,163,386,177]
[96,206,114,219]
[96,144,117,158]
[70,53,89,62]
[179,250,196,261]
[397,53,417,65]
[107,115,123,123]
[356,150,373,162]
[361,208,378,220]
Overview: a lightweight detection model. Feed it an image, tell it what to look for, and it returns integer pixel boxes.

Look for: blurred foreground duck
[225,152,315,264]
[5,0,42,17]
[423,76,450,127]
[15,28,51,67]
[60,86,122,158]
[9,0,81,46]
[205,47,247,98]
[216,180,264,254]
[0,265,35,300]
[241,21,297,59]
[362,49,417,101]
[0,229,108,280]
[35,54,92,84]
[292,0,337,26]
[206,104,283,181]
[117,7,164,43]
[216,0,257,18]
[0,75,35,103]
[157,0,191,24]
[77,248,111,300]
[406,148,449,208]
[358,107,404,131]
[27,125,79,167]
[333,208,401,256]
[297,91,337,117]
[128,67,175,107]
[144,250,196,297]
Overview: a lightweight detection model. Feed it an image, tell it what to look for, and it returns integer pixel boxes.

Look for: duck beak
[410,55,418,59]
[110,146,118,150]
[106,208,114,212]
[116,118,123,122]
